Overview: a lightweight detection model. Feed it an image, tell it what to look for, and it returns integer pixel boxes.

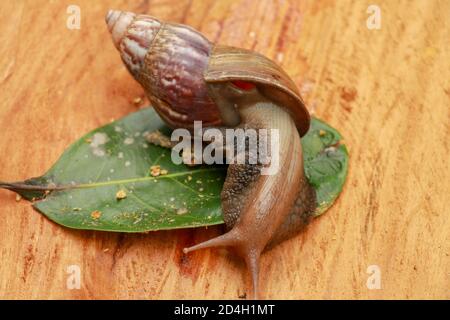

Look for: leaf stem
[0,181,70,192]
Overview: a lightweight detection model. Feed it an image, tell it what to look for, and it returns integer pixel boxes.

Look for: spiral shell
[106,10,310,135]
[106,10,221,129]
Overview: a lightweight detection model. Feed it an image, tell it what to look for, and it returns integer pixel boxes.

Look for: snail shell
[106,10,310,135]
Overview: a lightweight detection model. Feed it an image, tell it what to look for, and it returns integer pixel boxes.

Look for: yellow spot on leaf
[91,210,102,219]
[116,190,127,200]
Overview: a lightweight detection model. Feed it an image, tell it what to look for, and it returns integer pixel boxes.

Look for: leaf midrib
[75,167,224,189]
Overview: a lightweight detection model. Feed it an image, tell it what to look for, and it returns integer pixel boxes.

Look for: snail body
[106,10,316,299]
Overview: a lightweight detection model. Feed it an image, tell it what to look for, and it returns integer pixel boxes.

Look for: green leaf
[300,118,348,216]
[0,108,348,231]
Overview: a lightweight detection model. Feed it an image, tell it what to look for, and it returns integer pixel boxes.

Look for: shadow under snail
[106,10,316,299]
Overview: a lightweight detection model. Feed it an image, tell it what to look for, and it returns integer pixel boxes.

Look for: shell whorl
[106,10,222,129]
[106,11,136,49]
[106,11,162,76]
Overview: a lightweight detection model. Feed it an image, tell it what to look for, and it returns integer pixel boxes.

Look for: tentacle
[184,227,262,299]
[183,229,239,254]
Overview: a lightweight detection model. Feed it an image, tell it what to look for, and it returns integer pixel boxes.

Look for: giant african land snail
[106,10,316,299]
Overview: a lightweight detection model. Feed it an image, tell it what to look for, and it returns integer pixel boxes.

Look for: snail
[106,10,316,299]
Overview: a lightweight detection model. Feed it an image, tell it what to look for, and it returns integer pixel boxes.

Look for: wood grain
[0,0,448,299]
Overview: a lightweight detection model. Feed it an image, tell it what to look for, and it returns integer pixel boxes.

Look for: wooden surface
[0,0,449,300]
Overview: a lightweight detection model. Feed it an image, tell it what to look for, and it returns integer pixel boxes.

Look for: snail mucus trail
[106,10,316,299]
